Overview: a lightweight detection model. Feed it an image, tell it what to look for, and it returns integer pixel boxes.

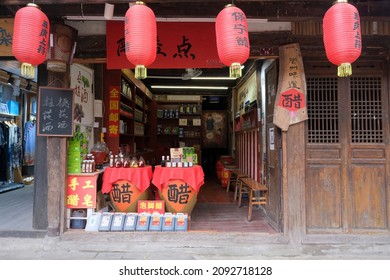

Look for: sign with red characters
[106,21,223,69]
[67,175,97,209]
[107,86,120,137]
[138,200,165,214]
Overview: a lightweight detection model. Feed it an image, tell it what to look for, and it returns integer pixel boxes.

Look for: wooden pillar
[282,121,306,245]
[34,68,69,236]
[33,134,48,230]
[47,72,69,236]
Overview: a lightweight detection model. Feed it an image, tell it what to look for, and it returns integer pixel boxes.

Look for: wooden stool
[239,177,268,221]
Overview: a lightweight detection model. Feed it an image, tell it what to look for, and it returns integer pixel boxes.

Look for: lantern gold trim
[337,63,352,77]
[230,63,242,78]
[21,63,35,79]
[135,65,147,79]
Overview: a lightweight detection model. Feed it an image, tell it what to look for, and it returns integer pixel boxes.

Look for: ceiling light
[151,85,229,90]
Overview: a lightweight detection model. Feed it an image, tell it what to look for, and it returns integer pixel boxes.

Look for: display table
[102,166,153,212]
[152,165,204,215]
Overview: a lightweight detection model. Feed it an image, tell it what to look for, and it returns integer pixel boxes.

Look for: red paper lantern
[124,1,157,79]
[215,4,250,78]
[12,3,50,79]
[323,0,362,77]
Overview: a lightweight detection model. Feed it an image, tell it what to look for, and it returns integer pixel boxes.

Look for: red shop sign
[106,21,223,69]
[67,175,97,209]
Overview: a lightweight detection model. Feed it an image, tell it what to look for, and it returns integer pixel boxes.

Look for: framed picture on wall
[202,110,227,148]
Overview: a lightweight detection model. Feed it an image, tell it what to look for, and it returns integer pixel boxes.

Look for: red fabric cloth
[102,166,153,194]
[151,165,205,193]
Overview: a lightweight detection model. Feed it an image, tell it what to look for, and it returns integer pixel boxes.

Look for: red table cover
[151,165,205,193]
[102,166,153,194]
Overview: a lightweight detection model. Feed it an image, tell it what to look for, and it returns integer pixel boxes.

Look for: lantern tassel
[21,63,35,79]
[135,65,147,79]
[230,62,242,78]
[338,63,352,77]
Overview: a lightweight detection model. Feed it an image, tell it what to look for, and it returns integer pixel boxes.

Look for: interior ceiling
[1,0,389,96]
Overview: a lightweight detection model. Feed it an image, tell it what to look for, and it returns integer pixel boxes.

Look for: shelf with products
[104,69,157,165]
[154,97,202,165]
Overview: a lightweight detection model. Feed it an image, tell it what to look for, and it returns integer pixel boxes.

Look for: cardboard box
[170,148,183,162]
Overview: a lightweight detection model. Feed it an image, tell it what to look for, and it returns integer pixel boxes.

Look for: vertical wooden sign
[273,43,308,131]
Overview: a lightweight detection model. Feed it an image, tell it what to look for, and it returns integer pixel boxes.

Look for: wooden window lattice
[350,77,383,143]
[307,77,339,143]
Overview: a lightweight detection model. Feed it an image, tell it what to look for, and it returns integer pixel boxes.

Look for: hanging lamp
[323,0,362,77]
[12,3,50,79]
[124,1,157,79]
[215,4,250,78]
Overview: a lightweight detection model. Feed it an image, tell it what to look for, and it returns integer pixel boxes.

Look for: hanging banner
[106,21,223,69]
[70,63,94,126]
[273,43,308,131]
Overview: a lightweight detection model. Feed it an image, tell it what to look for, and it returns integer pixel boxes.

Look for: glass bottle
[161,155,166,167]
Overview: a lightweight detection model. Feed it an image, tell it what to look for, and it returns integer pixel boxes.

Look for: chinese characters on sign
[70,64,94,125]
[67,175,97,208]
[138,200,165,214]
[273,43,308,131]
[111,181,133,204]
[108,86,120,137]
[37,87,74,136]
[167,182,192,204]
[0,27,12,46]
[0,19,13,56]
[106,21,222,69]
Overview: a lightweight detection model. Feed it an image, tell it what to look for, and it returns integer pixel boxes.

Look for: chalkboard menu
[37,87,75,137]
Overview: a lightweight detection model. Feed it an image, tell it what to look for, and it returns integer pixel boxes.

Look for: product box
[184,153,198,164]
[179,118,187,126]
[85,212,102,232]
[6,100,19,115]
[170,148,183,162]
[0,103,9,114]
[182,147,194,161]
[123,213,138,231]
[110,212,126,231]
[174,213,188,232]
[135,212,150,232]
[98,212,114,231]
[192,118,201,126]
[162,212,175,232]
[148,212,163,232]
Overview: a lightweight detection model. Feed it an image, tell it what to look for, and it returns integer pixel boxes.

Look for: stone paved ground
[1,231,390,260]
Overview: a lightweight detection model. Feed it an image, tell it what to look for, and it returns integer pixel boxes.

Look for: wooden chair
[238,177,268,221]
[224,165,239,193]
[231,170,249,201]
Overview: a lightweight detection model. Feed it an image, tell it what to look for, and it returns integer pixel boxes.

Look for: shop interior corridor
[0,170,278,234]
